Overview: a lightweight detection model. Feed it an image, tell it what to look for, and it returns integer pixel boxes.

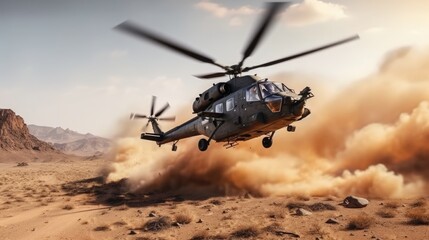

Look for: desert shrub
[143,216,172,231]
[93,224,110,231]
[405,208,429,225]
[286,201,308,210]
[231,225,260,238]
[410,199,427,208]
[191,231,227,240]
[112,220,128,226]
[308,224,337,240]
[16,162,28,167]
[286,201,336,212]
[347,214,374,230]
[263,223,290,236]
[376,208,397,218]
[175,212,193,224]
[384,202,400,209]
[209,199,223,205]
[62,204,74,210]
[308,202,336,211]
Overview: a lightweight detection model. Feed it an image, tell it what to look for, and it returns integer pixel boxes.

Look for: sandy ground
[0,158,428,240]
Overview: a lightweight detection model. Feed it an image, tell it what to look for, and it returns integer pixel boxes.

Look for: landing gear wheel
[198,138,209,151]
[287,125,296,132]
[262,137,272,148]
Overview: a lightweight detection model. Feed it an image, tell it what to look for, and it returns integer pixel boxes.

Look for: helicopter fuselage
[142,75,312,149]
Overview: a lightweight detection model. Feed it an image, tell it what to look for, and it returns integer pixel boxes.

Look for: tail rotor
[130,96,175,133]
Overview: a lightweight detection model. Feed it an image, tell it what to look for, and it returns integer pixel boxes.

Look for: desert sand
[1,46,429,239]
[0,157,428,240]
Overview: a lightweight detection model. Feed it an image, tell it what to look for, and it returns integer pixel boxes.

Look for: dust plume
[105,46,429,199]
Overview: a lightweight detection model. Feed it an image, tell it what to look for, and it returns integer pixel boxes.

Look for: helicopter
[116,2,359,152]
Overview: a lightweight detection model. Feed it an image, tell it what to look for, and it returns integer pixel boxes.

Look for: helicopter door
[235,90,247,126]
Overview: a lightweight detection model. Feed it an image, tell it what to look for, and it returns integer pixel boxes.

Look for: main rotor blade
[239,2,287,67]
[155,103,170,117]
[158,116,176,121]
[115,21,226,70]
[150,96,156,116]
[243,35,360,72]
[133,114,148,119]
[194,72,227,79]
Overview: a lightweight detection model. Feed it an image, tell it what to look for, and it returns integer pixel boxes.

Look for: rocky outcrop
[0,109,54,152]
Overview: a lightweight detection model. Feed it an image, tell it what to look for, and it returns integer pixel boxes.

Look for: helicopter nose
[292,100,305,117]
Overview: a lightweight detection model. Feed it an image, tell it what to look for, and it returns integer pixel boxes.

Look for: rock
[295,208,312,216]
[128,230,136,235]
[172,222,181,228]
[148,211,157,217]
[197,219,203,223]
[341,195,369,208]
[274,230,299,237]
[325,218,339,224]
[284,232,300,238]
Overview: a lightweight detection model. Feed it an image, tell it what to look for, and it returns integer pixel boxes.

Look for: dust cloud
[105,46,429,199]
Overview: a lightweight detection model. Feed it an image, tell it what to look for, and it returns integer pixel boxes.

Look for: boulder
[326,218,339,224]
[295,208,312,216]
[341,195,369,208]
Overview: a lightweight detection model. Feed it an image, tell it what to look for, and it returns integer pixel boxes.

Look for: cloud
[283,0,348,26]
[195,1,258,26]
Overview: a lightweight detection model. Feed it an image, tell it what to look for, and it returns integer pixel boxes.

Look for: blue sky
[1,0,428,137]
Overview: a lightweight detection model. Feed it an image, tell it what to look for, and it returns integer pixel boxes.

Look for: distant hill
[0,109,54,152]
[28,125,112,156]
[28,125,96,144]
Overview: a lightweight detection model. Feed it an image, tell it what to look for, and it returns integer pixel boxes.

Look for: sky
[1,0,429,137]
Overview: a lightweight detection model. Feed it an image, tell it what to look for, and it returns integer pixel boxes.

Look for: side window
[226,98,234,111]
[215,103,223,113]
[246,85,260,102]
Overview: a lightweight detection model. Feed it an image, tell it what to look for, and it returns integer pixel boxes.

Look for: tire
[198,138,209,151]
[262,137,272,148]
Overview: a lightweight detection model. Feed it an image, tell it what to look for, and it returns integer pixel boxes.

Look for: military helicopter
[116,2,359,151]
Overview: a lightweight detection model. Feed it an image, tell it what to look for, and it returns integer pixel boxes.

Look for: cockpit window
[215,103,223,113]
[274,82,295,94]
[259,82,282,98]
[246,85,261,102]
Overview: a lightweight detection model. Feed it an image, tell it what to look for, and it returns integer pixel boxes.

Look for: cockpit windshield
[246,81,295,102]
[259,82,282,98]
